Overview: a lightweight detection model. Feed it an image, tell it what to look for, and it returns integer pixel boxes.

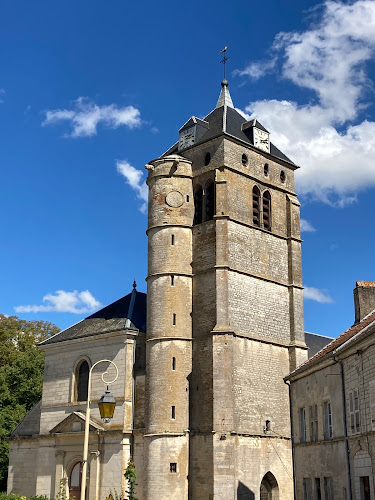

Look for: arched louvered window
[76,360,89,401]
[263,191,271,231]
[252,186,261,227]
[193,185,203,225]
[205,180,215,221]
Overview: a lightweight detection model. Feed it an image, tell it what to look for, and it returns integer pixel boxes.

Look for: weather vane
[220,46,229,80]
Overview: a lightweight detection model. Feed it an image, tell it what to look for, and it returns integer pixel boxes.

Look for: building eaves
[286,309,375,380]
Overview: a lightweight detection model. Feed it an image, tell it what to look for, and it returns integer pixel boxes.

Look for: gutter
[284,379,296,500]
[332,355,353,500]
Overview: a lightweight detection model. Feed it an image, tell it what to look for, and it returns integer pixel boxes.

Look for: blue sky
[1,0,375,337]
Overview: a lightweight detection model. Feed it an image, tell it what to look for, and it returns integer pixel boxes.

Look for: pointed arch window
[205,179,215,222]
[252,186,261,227]
[76,360,89,402]
[263,191,271,231]
[193,185,203,225]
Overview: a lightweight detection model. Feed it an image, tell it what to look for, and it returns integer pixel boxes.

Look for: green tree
[124,459,138,500]
[0,314,60,491]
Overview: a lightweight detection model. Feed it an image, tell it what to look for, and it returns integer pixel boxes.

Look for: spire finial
[220,45,229,80]
[133,280,137,290]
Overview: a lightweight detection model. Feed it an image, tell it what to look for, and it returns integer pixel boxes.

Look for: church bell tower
[145,79,307,500]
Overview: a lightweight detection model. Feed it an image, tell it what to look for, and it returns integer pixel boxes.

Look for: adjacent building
[286,281,375,500]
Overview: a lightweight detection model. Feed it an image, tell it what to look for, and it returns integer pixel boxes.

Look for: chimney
[354,281,375,324]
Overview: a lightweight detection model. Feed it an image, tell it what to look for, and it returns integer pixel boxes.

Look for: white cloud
[235,58,277,80]
[236,0,375,206]
[116,160,148,213]
[43,97,141,137]
[15,290,101,314]
[0,89,5,104]
[300,219,316,232]
[303,286,334,303]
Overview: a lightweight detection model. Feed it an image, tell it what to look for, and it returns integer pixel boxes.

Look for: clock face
[179,126,195,150]
[253,128,270,153]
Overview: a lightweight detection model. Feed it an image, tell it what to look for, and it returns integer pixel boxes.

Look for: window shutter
[369,380,375,431]
[354,389,360,433]
[349,391,355,431]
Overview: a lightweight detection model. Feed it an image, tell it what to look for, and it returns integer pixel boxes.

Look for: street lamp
[80,359,119,500]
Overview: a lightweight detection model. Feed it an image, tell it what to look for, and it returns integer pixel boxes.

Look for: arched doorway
[69,461,83,500]
[260,472,279,500]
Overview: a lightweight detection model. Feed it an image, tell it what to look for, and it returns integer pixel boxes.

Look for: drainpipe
[284,379,296,500]
[333,355,353,500]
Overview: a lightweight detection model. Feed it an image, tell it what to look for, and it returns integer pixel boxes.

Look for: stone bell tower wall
[145,155,194,500]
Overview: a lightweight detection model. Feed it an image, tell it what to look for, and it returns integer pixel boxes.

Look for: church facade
[8,81,313,499]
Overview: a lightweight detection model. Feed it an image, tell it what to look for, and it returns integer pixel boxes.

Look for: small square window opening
[170,462,177,473]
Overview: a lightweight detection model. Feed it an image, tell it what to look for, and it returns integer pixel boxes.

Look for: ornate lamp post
[80,359,119,500]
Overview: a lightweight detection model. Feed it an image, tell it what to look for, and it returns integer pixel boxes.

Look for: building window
[309,404,318,442]
[193,185,203,225]
[242,153,248,166]
[264,163,269,176]
[171,275,175,286]
[171,406,175,419]
[204,152,211,166]
[323,401,332,440]
[265,420,271,432]
[205,179,215,221]
[172,357,176,371]
[173,313,176,326]
[299,407,306,443]
[76,360,89,402]
[171,234,175,245]
[303,478,313,500]
[323,477,334,500]
[170,462,177,473]
[280,170,286,183]
[252,186,261,227]
[349,388,361,434]
[186,194,190,202]
[360,477,370,500]
[262,190,271,231]
[315,478,322,500]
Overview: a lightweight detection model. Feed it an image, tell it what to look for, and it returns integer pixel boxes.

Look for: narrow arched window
[193,185,203,225]
[77,360,89,401]
[205,179,215,221]
[263,191,271,231]
[252,186,261,227]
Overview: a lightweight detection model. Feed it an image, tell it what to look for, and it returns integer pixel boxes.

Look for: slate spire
[216,79,234,109]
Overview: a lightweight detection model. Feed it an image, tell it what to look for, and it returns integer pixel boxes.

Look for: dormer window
[242,119,270,153]
[178,117,209,151]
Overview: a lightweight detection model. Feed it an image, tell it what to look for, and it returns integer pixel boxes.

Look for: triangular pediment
[49,411,104,434]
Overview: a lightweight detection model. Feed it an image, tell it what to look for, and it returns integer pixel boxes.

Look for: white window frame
[323,476,334,500]
[300,407,307,443]
[349,388,361,434]
[303,478,313,500]
[309,404,318,442]
[323,401,332,440]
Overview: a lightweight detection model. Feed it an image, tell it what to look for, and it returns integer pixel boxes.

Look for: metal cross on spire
[220,45,229,80]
